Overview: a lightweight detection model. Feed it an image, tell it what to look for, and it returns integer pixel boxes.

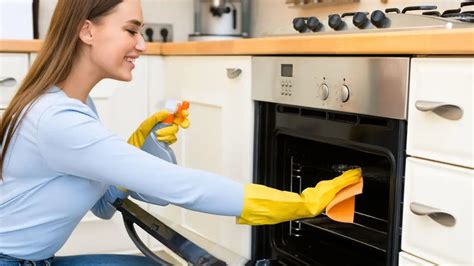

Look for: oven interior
[272,135,391,265]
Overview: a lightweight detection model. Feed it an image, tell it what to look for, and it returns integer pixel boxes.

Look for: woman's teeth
[125,57,136,62]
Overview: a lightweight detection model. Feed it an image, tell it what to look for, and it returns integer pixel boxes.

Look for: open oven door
[113,198,227,266]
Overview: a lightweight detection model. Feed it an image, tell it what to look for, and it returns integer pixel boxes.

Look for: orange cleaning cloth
[325,176,364,223]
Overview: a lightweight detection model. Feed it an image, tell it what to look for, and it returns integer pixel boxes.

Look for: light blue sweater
[0,87,244,260]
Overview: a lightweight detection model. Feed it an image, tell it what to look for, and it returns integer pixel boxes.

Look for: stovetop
[271,2,474,36]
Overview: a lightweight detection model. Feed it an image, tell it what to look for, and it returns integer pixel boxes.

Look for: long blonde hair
[0,0,123,179]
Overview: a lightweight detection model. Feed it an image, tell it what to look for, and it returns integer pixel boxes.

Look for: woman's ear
[79,20,94,45]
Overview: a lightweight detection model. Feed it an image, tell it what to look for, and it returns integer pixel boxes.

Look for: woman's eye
[126,29,138,35]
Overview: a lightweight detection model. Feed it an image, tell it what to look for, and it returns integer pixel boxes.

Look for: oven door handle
[415,100,463,120]
[409,202,456,227]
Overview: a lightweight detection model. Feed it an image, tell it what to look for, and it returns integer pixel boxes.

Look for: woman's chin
[112,72,133,82]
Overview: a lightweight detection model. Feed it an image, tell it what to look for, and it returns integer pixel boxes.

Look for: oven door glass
[272,135,391,265]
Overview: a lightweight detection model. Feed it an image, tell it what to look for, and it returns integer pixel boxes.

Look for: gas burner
[280,2,474,37]
[441,1,474,23]
[443,11,474,23]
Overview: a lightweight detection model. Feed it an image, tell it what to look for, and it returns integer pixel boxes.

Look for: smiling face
[85,0,145,81]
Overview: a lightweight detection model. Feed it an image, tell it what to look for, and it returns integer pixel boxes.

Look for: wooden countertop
[1,28,473,55]
[162,28,474,55]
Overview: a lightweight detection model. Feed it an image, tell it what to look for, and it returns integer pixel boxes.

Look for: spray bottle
[141,99,189,163]
[132,100,190,205]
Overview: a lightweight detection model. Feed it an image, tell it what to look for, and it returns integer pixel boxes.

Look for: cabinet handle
[0,77,17,87]
[415,100,463,120]
[409,202,456,227]
[226,68,242,79]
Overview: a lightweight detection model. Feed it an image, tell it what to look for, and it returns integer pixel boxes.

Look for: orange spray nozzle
[163,100,190,124]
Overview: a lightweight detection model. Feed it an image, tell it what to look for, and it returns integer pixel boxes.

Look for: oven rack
[300,215,388,252]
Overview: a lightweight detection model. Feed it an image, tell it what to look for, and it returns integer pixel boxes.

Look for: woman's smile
[124,55,138,69]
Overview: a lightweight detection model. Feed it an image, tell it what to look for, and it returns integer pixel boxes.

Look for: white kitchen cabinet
[407,57,474,168]
[0,53,29,110]
[403,57,474,266]
[402,158,473,265]
[148,56,253,261]
[57,56,154,255]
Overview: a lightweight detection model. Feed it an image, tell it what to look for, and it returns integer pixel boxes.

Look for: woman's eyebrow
[126,19,143,27]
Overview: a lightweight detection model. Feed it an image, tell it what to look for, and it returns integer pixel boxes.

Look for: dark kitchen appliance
[251,57,409,265]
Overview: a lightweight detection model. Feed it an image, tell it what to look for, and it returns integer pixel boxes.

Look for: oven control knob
[353,12,370,29]
[340,85,350,102]
[307,16,323,32]
[328,14,345,31]
[319,84,329,100]
[371,10,390,28]
[293,17,307,33]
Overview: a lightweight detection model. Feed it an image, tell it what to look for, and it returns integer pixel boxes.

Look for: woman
[0,0,361,265]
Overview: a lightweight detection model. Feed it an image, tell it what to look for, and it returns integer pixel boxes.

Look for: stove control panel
[279,64,294,97]
[252,56,410,120]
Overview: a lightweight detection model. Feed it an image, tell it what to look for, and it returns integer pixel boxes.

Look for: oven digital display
[281,64,293,77]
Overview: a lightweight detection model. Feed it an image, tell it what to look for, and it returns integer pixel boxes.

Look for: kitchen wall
[38,0,462,41]
[37,0,194,41]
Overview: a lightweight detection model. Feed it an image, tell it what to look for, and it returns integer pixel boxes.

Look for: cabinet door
[148,56,253,260]
[407,57,473,168]
[402,157,473,265]
[0,53,29,110]
[58,56,152,255]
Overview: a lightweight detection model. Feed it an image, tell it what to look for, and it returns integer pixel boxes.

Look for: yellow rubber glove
[127,109,189,148]
[236,168,362,225]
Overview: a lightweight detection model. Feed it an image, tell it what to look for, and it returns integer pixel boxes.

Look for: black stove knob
[353,12,370,29]
[328,14,345,31]
[307,16,323,32]
[371,10,390,28]
[293,17,307,33]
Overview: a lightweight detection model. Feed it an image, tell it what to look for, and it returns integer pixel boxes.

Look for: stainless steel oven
[250,57,409,265]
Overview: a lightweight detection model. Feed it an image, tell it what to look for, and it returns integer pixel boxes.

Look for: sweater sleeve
[90,185,129,219]
[36,101,244,216]
[92,186,169,220]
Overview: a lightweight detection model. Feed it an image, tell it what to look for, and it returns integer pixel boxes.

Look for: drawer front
[402,158,473,264]
[0,53,29,109]
[407,57,473,168]
[399,252,435,266]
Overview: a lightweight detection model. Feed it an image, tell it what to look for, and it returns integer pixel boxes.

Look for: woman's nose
[136,34,146,52]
